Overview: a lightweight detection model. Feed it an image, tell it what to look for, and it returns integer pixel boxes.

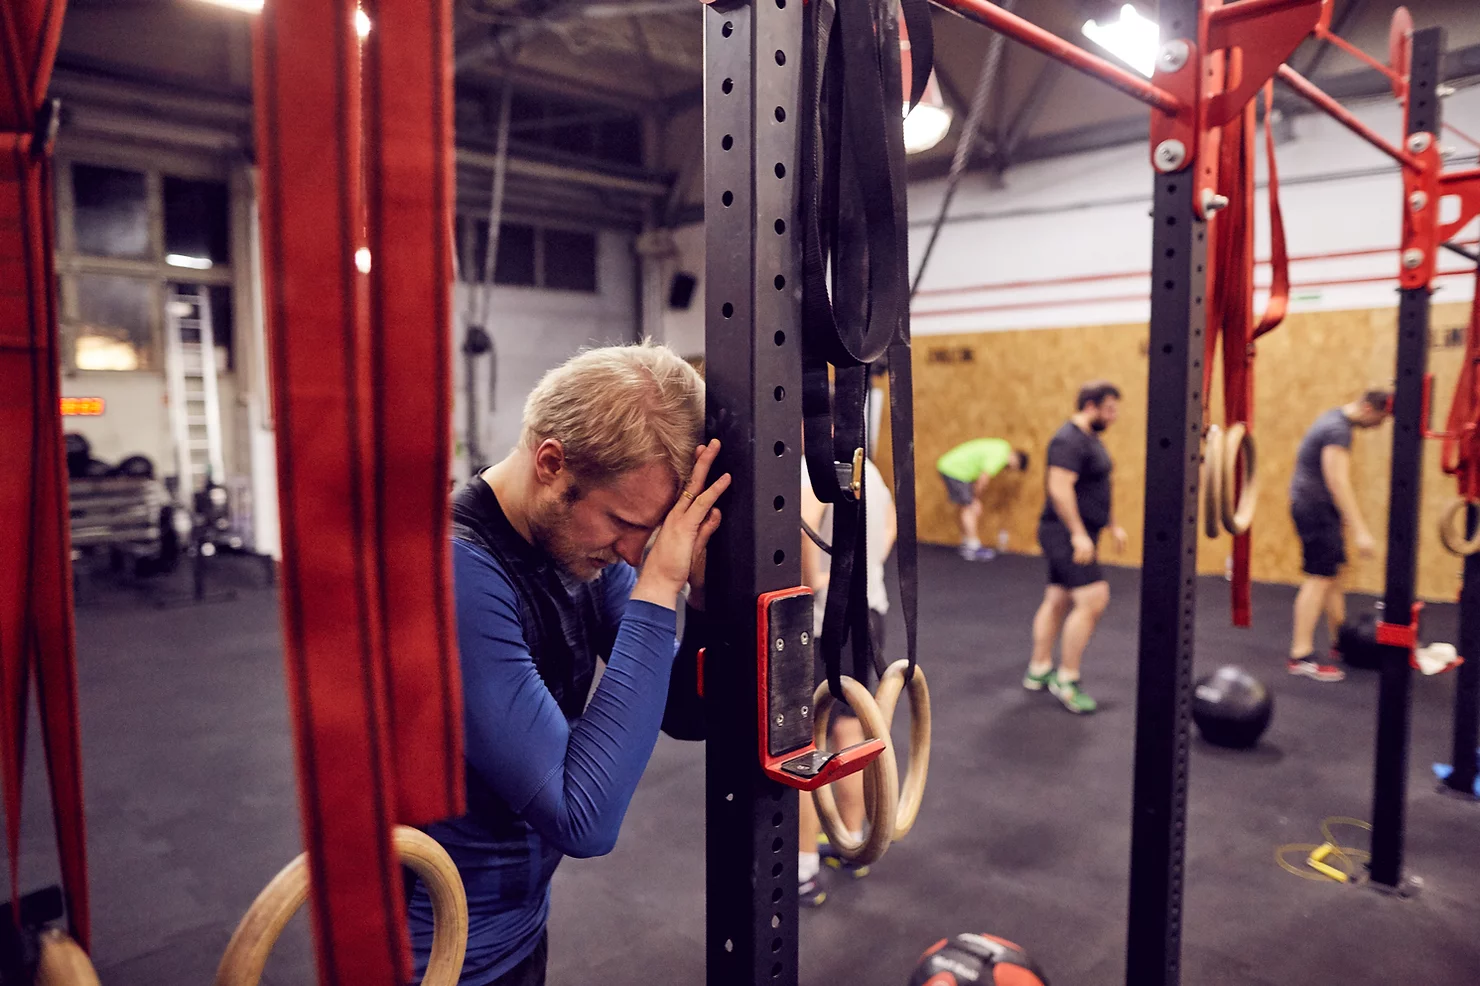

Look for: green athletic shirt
[937,438,1013,483]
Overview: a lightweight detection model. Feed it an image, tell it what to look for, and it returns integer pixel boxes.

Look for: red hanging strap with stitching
[364,0,463,828]
[254,2,406,982]
[255,1,461,981]
[0,0,90,948]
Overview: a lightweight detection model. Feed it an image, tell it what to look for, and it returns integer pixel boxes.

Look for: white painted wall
[451,229,639,483]
[656,222,706,358]
[907,85,1480,334]
[60,370,242,481]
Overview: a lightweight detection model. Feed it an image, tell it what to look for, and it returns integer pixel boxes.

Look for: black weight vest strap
[800,0,928,699]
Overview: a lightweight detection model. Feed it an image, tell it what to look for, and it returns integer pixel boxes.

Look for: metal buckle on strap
[832,448,865,501]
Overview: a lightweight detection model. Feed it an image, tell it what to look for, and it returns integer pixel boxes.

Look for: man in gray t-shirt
[1287,389,1391,682]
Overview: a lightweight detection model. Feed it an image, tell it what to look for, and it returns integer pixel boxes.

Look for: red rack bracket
[754,588,884,792]
[1205,0,1323,130]
[1149,0,1321,219]
[1437,168,1480,246]
[1399,139,1442,289]
[1375,602,1426,669]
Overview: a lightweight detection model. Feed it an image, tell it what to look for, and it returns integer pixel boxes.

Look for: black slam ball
[1192,665,1273,749]
[909,933,1049,986]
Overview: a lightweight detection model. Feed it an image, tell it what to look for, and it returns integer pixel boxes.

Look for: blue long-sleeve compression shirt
[408,535,704,985]
[455,540,678,856]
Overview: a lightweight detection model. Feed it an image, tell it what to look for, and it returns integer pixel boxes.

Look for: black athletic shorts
[1038,518,1105,589]
[1292,500,1345,577]
[813,609,887,718]
[939,472,977,507]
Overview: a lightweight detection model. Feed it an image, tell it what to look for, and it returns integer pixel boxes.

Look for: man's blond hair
[521,341,704,488]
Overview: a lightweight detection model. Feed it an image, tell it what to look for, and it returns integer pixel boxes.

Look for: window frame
[453,211,601,295]
[54,143,234,376]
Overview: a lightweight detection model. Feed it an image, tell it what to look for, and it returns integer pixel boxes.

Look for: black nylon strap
[799,0,928,699]
[900,0,933,111]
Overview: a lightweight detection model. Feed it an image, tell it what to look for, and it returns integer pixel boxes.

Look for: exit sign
[60,397,105,416]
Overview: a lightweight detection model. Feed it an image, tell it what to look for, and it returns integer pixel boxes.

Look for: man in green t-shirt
[936,438,1030,561]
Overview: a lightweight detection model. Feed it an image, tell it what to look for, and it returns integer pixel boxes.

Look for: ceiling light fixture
[1082,4,1160,79]
[903,71,953,155]
[166,254,214,270]
[195,0,264,13]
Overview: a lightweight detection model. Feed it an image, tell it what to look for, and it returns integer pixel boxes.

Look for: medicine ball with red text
[908,933,1049,986]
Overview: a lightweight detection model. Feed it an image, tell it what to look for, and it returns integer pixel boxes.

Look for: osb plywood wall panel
[897,301,1475,602]
[906,322,1152,567]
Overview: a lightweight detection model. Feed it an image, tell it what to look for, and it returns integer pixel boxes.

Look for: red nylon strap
[1441,268,1480,499]
[363,0,464,826]
[254,2,407,982]
[1253,83,1289,342]
[1219,100,1256,629]
[0,0,91,948]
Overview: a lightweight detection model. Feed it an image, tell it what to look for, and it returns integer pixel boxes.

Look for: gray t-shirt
[1290,408,1353,508]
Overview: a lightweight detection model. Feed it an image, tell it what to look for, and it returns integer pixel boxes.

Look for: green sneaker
[1048,677,1098,714]
[1023,665,1055,691]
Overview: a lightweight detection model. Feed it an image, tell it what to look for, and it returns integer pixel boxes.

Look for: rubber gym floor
[20,546,1480,985]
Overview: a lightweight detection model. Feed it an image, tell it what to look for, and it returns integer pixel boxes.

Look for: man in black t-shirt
[1023,381,1127,714]
[1287,389,1390,682]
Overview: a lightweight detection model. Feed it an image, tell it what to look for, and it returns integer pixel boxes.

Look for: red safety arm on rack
[0,0,91,949]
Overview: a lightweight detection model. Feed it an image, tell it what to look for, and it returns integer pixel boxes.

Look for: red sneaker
[1288,657,1346,682]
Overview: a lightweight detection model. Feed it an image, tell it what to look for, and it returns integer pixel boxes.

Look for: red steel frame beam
[1276,64,1420,171]
[929,0,1184,115]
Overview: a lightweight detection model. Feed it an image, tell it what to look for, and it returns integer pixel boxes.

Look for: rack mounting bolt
[1157,40,1190,73]
[1407,132,1433,154]
[1402,248,1425,270]
[801,705,809,717]
[775,714,785,726]
[1154,139,1187,173]
[1409,191,1428,212]
[775,637,785,651]
[1201,189,1230,214]
[799,631,809,645]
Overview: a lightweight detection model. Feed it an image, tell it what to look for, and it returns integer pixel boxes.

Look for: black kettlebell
[1192,665,1272,749]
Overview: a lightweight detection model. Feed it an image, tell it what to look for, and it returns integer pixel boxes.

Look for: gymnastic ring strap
[1220,423,1258,536]
[808,675,899,866]
[1438,498,1480,556]
[214,826,468,986]
[871,659,931,841]
[34,929,101,986]
[1201,425,1224,540]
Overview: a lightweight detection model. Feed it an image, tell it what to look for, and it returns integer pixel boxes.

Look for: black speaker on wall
[669,271,698,310]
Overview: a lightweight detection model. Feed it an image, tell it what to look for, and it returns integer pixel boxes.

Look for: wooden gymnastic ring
[809,675,899,867]
[1220,423,1258,536]
[214,826,468,986]
[35,929,102,986]
[1201,424,1223,540]
[871,660,931,841]
[1438,498,1480,556]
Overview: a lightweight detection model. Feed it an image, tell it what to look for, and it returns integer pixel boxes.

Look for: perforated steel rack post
[1368,25,1444,891]
[1125,0,1204,981]
[702,1,805,984]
